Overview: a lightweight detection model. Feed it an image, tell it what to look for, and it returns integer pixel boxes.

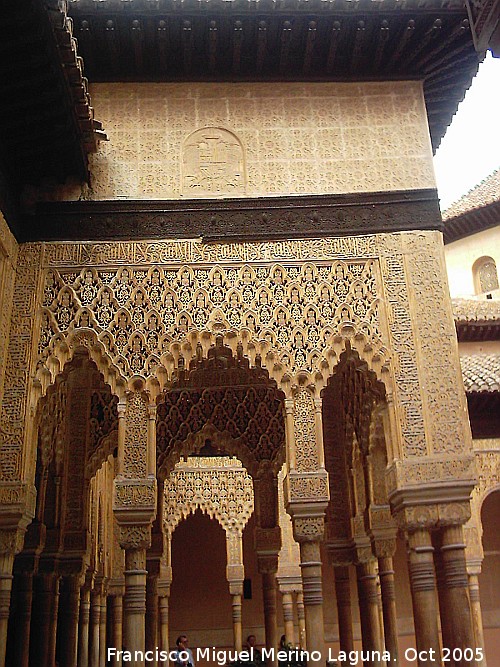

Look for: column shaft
[299,541,325,658]
[146,575,159,667]
[59,575,81,667]
[262,572,278,667]
[30,571,60,667]
[123,548,147,667]
[281,591,295,646]
[78,588,91,667]
[378,557,399,666]
[437,525,477,667]
[12,571,33,667]
[0,553,14,667]
[356,560,385,667]
[334,566,355,657]
[111,595,123,666]
[232,593,243,652]
[90,590,101,667]
[406,529,441,667]
[468,574,486,667]
[158,595,169,667]
[296,592,306,650]
[99,592,107,667]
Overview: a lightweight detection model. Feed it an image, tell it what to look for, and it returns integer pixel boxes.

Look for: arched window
[472,256,499,295]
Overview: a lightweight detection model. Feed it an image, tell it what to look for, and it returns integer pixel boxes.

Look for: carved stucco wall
[0,231,474,505]
[34,81,435,202]
[0,214,18,413]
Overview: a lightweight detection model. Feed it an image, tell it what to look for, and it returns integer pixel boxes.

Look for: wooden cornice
[22,188,441,242]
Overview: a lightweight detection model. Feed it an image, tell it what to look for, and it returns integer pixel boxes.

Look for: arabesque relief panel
[31,81,435,202]
[0,231,473,494]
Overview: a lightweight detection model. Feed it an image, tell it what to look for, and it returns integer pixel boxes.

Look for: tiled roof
[453,298,500,323]
[460,354,500,393]
[443,169,500,221]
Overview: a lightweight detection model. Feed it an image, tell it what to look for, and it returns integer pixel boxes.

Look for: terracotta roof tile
[453,298,500,323]
[443,169,500,221]
[460,354,500,393]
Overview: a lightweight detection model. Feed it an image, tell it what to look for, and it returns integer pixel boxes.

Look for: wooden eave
[0,0,104,234]
[444,200,500,244]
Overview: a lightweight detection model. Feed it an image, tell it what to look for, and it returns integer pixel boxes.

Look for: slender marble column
[12,571,33,667]
[78,587,91,667]
[90,589,101,667]
[0,552,15,667]
[437,525,477,667]
[59,575,81,667]
[356,560,385,667]
[232,593,243,652]
[468,573,486,667]
[99,590,107,667]
[378,557,399,666]
[296,592,306,650]
[123,548,147,667]
[299,540,325,658]
[281,591,295,645]
[406,529,441,667]
[158,595,169,667]
[262,572,278,667]
[30,571,60,667]
[146,574,159,667]
[334,566,355,658]
[111,594,123,666]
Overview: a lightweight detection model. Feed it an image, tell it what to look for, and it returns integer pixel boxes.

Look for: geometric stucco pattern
[71,81,434,201]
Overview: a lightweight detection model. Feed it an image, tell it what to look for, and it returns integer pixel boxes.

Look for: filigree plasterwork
[0,214,18,414]
[403,232,472,456]
[163,456,254,536]
[0,244,42,482]
[465,439,500,562]
[124,391,148,478]
[38,259,382,382]
[83,81,433,201]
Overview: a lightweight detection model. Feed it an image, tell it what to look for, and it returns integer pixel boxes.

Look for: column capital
[118,524,152,551]
[291,514,325,544]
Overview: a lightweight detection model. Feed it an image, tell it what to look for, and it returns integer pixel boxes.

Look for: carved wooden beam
[208,20,218,73]
[232,20,243,74]
[256,20,267,73]
[303,21,317,74]
[279,20,292,75]
[326,20,341,74]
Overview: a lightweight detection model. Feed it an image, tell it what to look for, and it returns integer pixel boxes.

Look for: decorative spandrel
[39,260,381,379]
[182,128,246,197]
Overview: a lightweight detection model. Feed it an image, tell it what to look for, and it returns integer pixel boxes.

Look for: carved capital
[257,554,279,575]
[292,515,325,543]
[0,528,26,556]
[118,524,152,551]
[254,526,281,555]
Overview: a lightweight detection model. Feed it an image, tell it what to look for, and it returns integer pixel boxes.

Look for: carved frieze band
[26,189,441,242]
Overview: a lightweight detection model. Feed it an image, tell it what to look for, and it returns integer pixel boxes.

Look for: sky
[433,51,500,212]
